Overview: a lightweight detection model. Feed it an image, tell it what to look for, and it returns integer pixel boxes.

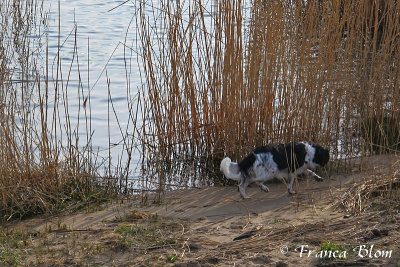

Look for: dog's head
[312,145,330,167]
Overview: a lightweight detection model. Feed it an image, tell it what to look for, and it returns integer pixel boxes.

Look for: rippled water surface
[43,0,251,182]
[44,0,146,169]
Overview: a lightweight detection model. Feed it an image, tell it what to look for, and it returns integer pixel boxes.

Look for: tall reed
[0,0,109,220]
[136,0,400,192]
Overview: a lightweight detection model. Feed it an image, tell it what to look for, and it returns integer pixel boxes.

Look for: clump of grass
[113,215,184,253]
[115,224,148,236]
[319,242,345,255]
[315,241,348,264]
[115,223,164,251]
[57,220,67,231]
[0,228,34,265]
[166,254,177,263]
[0,245,22,266]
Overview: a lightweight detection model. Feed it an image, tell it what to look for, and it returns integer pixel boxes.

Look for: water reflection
[44,0,141,157]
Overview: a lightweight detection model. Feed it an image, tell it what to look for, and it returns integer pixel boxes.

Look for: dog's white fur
[220,142,327,199]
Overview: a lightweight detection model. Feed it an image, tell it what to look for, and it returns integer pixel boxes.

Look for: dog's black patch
[270,142,306,172]
[238,152,256,175]
[253,145,274,154]
[238,142,307,173]
[253,142,306,172]
[312,145,330,167]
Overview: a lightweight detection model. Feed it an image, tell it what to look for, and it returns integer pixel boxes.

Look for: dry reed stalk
[135,0,400,191]
[0,0,117,221]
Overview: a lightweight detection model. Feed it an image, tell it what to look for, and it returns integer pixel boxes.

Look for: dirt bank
[5,155,400,266]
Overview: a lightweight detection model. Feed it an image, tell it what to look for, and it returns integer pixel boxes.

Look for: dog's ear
[313,145,330,166]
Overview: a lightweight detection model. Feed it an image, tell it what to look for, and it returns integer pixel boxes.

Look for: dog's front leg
[288,173,296,194]
[256,181,270,193]
[306,169,323,181]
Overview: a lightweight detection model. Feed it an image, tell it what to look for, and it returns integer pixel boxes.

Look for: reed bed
[2,0,400,218]
[136,0,400,192]
[0,0,115,220]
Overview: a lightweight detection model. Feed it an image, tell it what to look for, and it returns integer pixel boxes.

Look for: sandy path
[19,175,339,232]
[10,155,400,266]
[17,155,395,232]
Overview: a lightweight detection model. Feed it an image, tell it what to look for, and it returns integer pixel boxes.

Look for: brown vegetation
[1,0,400,221]
[1,1,399,265]
[136,0,400,192]
[0,0,109,221]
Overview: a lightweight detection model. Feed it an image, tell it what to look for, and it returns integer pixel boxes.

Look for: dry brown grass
[335,159,400,214]
[0,0,113,221]
[135,0,400,193]
[2,0,400,219]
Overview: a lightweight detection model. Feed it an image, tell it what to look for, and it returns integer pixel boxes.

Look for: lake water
[42,0,252,188]
[44,0,143,171]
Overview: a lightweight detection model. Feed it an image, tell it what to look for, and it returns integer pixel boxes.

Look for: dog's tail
[220,157,241,181]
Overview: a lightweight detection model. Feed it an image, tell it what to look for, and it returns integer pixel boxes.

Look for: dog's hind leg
[306,169,324,181]
[256,182,270,193]
[239,176,251,199]
[288,173,296,194]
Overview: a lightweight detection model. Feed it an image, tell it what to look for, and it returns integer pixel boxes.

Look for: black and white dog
[220,142,329,199]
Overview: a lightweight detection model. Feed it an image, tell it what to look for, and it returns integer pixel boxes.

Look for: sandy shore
[8,155,400,266]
